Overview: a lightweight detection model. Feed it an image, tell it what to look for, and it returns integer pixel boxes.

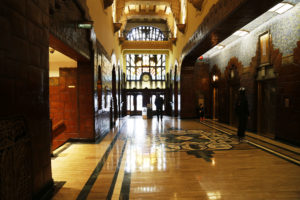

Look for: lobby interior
[1,0,300,199]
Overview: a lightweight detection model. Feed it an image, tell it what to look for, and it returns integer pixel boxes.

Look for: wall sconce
[212,75,218,82]
[77,21,93,29]
[230,69,235,79]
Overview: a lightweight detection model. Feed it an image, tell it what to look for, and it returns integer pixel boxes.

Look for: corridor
[51,117,300,200]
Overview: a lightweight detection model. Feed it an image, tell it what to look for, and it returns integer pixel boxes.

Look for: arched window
[126,26,166,41]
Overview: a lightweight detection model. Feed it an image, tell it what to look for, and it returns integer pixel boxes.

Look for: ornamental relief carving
[188,0,205,11]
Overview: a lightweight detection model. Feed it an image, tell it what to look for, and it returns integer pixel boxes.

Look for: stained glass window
[126,54,166,81]
[136,67,142,80]
[150,67,156,79]
[126,26,166,41]
[157,67,162,80]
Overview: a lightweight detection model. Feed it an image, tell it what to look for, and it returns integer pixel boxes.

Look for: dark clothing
[155,96,164,120]
[199,106,204,118]
[156,107,163,120]
[235,96,249,139]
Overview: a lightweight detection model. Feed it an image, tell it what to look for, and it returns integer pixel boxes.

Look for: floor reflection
[125,143,167,173]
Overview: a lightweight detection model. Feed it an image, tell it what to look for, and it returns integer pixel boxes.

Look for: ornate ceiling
[114,0,181,34]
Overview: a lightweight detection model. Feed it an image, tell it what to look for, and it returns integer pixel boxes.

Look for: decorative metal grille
[125,26,169,41]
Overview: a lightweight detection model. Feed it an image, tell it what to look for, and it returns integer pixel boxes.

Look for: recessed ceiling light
[233,30,249,37]
[216,44,225,50]
[269,3,284,12]
[268,3,293,14]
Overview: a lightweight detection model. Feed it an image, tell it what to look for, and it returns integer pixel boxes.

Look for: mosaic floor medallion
[159,128,243,162]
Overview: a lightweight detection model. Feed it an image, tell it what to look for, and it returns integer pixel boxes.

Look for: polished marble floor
[51,117,300,200]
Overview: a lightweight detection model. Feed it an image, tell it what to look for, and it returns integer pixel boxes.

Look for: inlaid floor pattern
[51,117,300,200]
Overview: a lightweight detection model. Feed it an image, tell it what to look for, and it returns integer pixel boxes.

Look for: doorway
[258,79,277,138]
[212,88,218,120]
[49,47,78,150]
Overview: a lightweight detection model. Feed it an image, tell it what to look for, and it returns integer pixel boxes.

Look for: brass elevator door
[259,80,276,137]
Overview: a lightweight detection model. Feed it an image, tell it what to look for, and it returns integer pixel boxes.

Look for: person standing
[199,104,205,121]
[155,95,164,120]
[235,87,249,142]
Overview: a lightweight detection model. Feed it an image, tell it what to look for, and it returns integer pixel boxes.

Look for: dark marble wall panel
[49,0,90,60]
[0,0,52,198]
[180,63,210,118]
[180,69,195,118]
[93,42,114,140]
[78,62,95,139]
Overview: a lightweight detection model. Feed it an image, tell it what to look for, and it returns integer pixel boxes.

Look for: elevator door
[213,88,218,120]
[229,86,239,127]
[259,80,276,137]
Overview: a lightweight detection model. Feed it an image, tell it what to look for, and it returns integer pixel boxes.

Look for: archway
[224,57,242,126]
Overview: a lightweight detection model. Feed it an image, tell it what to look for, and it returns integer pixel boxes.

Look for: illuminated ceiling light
[216,44,225,50]
[269,3,284,12]
[268,3,293,14]
[233,30,249,37]
[276,3,293,14]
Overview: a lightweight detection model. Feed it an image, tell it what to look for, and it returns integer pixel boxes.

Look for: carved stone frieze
[188,0,205,11]
[177,24,186,33]
[104,0,114,9]
[114,23,123,32]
